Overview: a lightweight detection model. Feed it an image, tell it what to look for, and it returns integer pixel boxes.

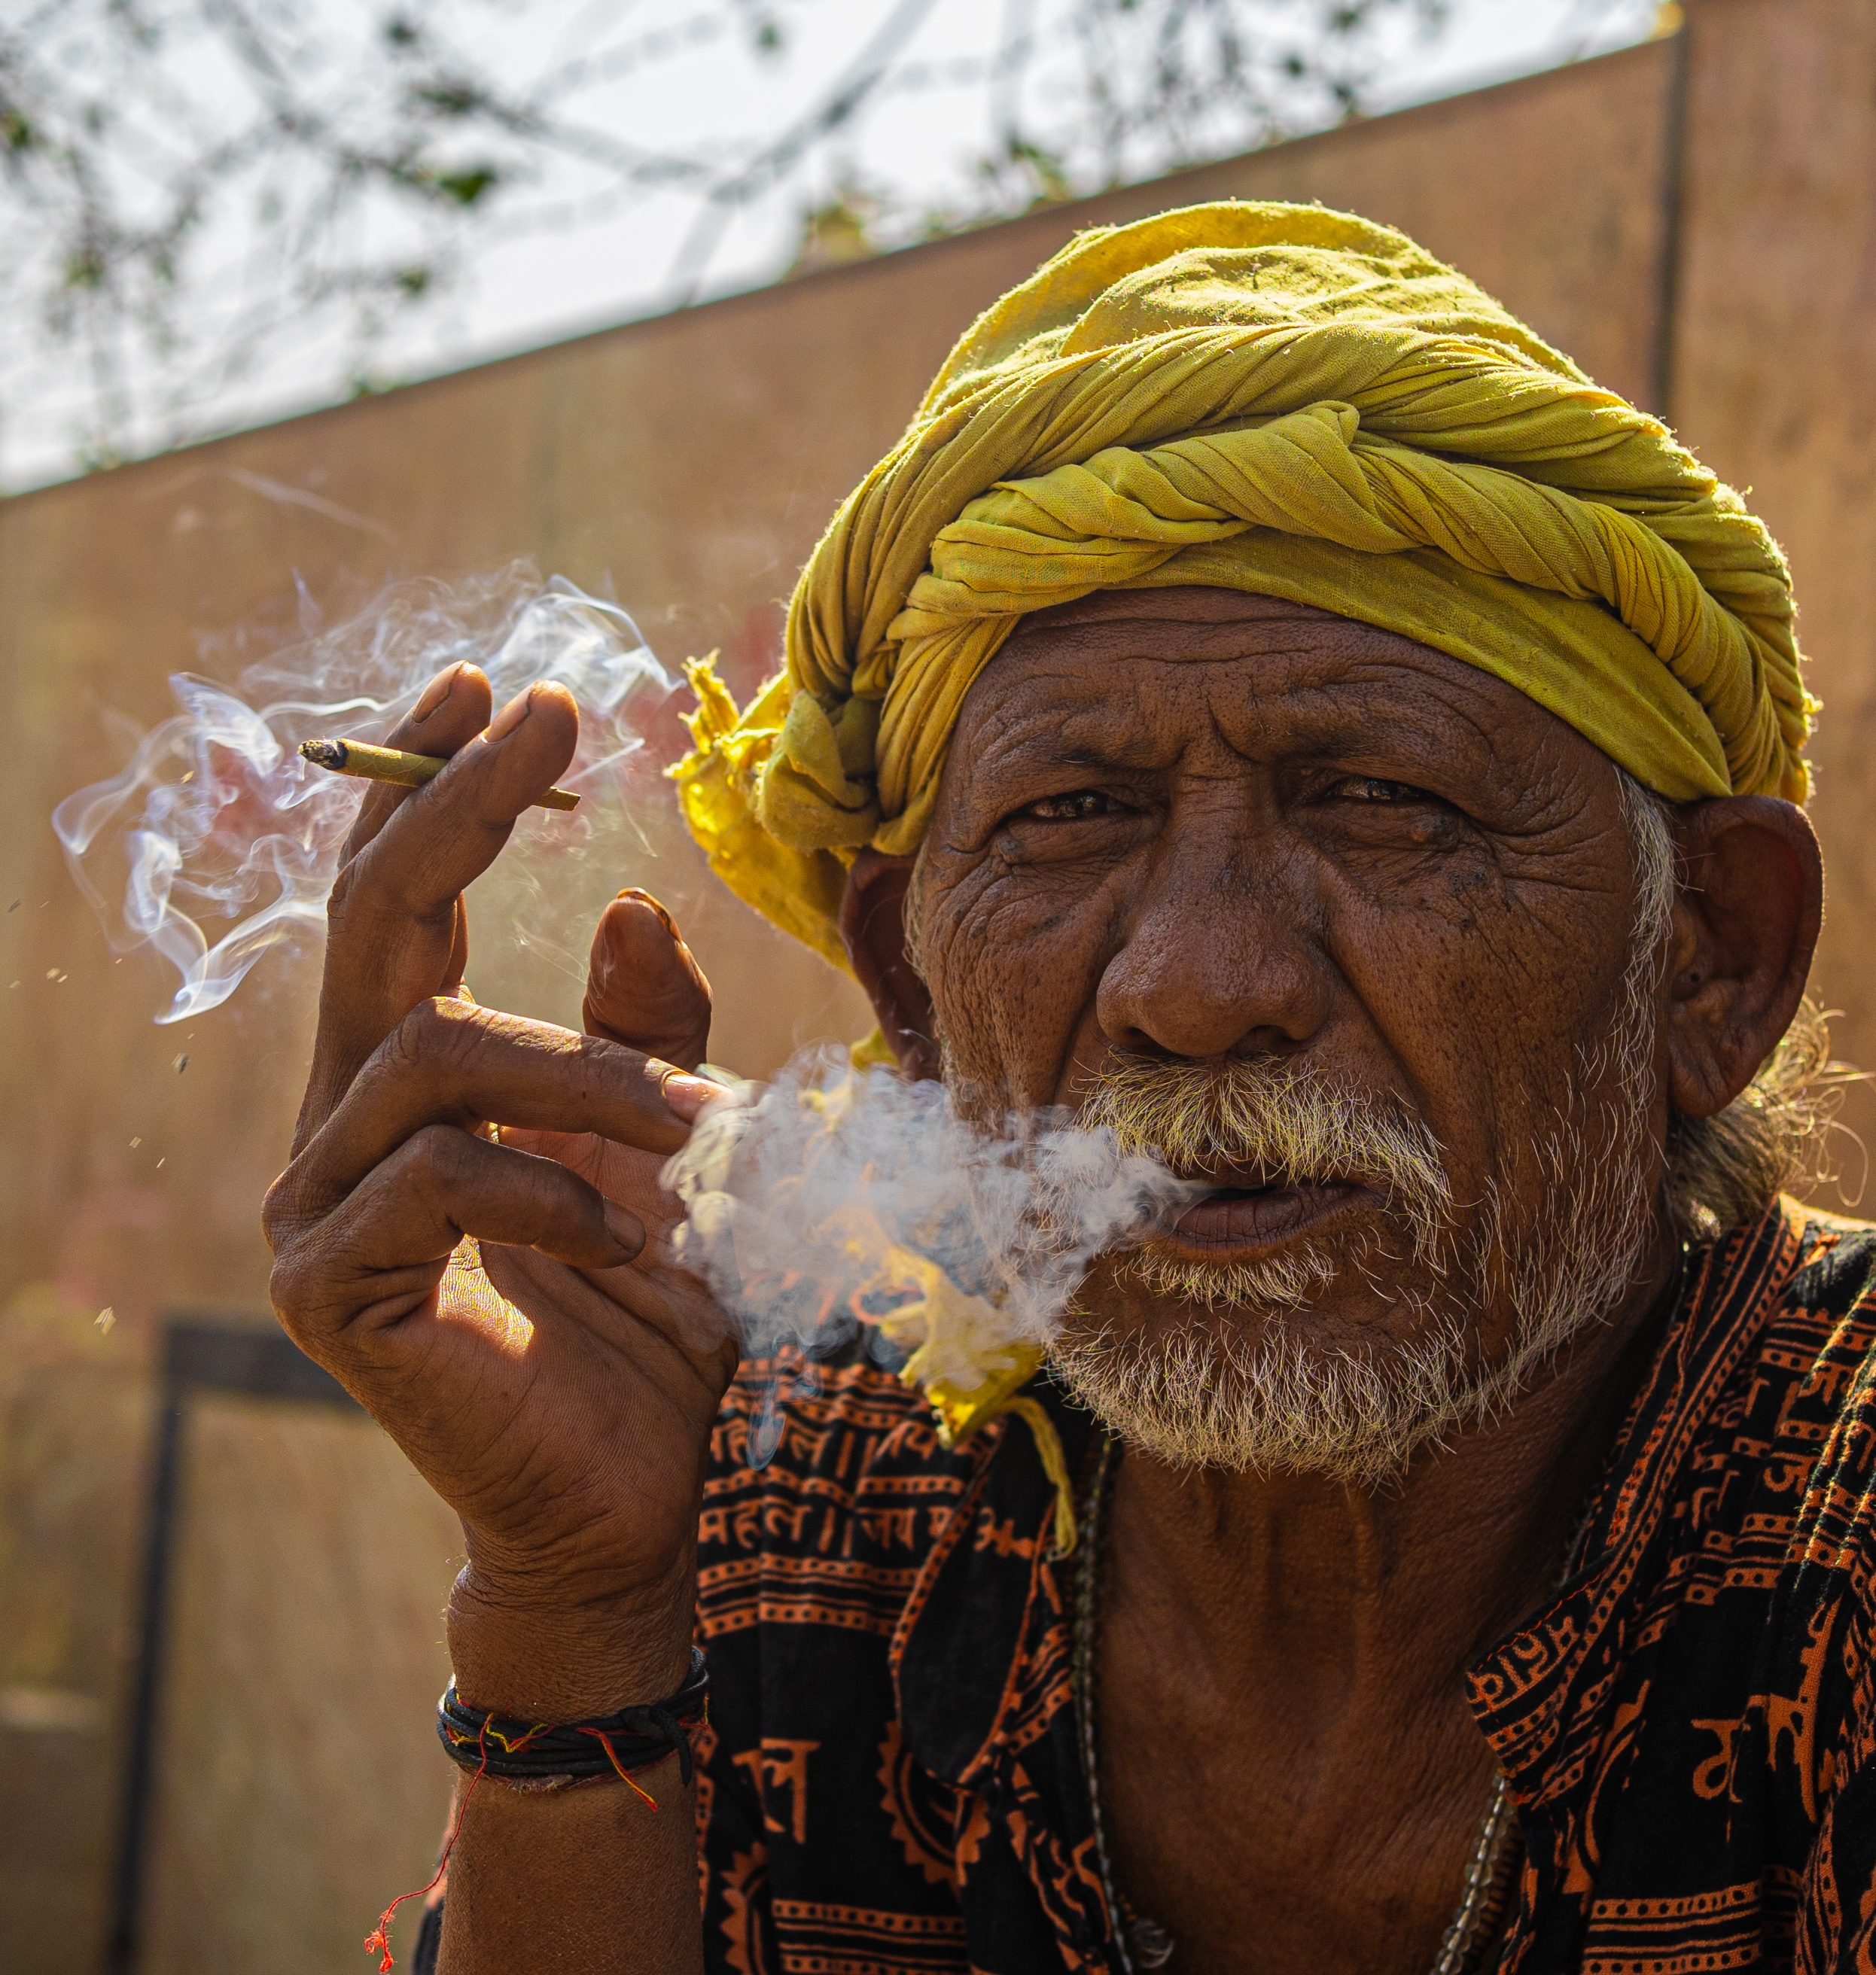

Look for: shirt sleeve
[410,1900,443,1975]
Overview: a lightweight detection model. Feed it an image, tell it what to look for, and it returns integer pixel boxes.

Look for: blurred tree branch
[6,0,1620,478]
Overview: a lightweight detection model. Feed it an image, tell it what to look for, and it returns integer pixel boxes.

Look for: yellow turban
[675,199,1814,976]
[672,199,1817,1480]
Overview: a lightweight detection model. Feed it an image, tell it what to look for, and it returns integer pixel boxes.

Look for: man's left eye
[1330,776,1433,804]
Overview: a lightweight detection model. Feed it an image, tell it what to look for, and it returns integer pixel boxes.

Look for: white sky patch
[0,0,1661,491]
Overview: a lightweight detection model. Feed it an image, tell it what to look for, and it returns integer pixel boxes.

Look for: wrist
[446,1559,696,1718]
[437,1645,708,1804]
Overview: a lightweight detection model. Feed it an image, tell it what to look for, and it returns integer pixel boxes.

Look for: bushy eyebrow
[961,722,1168,793]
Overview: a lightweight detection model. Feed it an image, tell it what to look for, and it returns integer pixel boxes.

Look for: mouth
[1147,1165,1382,1258]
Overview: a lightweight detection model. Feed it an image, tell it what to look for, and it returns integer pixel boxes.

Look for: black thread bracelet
[436,1648,709,1797]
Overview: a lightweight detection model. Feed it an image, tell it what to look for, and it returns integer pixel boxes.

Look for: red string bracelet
[362,1651,709,1970]
[362,1721,488,1973]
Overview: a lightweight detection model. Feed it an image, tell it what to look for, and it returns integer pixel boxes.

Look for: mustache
[1075,1051,1452,1253]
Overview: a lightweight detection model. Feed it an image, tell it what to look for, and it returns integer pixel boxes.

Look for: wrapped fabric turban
[674,201,1814,975]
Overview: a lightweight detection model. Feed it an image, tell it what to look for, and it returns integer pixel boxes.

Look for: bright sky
[436,0,1661,355]
[2,0,1665,491]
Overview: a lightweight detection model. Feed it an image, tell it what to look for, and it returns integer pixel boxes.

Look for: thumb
[583,890,714,1072]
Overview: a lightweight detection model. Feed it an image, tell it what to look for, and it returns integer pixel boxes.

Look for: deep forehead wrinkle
[1016,607,1360,652]
[960,641,1529,790]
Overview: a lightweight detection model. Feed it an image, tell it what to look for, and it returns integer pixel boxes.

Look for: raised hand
[263,664,737,1720]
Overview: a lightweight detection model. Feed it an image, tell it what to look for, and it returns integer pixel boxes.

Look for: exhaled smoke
[52,565,673,1023]
[662,1048,1194,1463]
[662,1046,1479,1471]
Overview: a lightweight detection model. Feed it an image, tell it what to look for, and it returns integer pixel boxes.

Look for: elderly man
[264,205,1875,1975]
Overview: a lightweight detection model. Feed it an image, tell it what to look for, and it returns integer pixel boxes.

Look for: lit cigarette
[298,738,580,811]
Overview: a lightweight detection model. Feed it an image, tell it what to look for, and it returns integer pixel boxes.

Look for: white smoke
[52,565,1194,1459]
[52,565,674,1024]
[665,1048,1194,1464]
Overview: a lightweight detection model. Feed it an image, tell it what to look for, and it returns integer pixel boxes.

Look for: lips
[1151,1173,1380,1257]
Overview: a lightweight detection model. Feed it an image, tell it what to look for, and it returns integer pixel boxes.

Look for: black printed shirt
[416,1200,1876,1973]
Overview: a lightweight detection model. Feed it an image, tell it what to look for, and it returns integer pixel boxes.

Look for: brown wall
[1667,0,1876,1171]
[1,7,1866,1966]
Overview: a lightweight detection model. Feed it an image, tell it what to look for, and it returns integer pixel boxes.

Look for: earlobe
[840,849,943,1081]
[1664,796,1823,1119]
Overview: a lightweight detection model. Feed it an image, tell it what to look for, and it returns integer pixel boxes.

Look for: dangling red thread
[363,1721,494,1970]
[579,1724,661,1810]
[361,1715,670,1967]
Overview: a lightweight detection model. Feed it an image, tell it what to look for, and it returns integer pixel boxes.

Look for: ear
[1665,796,1823,1119]
[839,848,942,1082]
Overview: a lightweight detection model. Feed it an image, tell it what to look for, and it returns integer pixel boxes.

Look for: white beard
[1045,804,1673,1483]
[1046,1106,1659,1483]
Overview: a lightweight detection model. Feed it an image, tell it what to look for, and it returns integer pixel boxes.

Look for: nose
[1095,802,1335,1061]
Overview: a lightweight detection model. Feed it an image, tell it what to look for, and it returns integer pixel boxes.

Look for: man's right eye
[1022,791,1112,821]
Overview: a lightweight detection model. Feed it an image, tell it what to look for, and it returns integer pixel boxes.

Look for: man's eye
[1330,776,1433,804]
[1023,790,1112,821]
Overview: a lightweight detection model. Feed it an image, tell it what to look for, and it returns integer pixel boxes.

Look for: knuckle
[324,856,364,921]
[260,1164,314,1253]
[397,1121,474,1195]
[267,1260,309,1328]
[260,1171,291,1249]
[266,1246,321,1336]
[376,994,483,1081]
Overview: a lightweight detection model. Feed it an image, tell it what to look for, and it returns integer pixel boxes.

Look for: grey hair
[1619,771,1853,1239]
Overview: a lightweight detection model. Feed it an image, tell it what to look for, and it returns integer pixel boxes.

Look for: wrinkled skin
[266,589,1820,1974]
[902,590,1654,1375]
[841,589,1820,1973]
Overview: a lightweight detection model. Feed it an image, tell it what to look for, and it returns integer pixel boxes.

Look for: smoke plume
[53,571,1195,1463]
[664,1048,1192,1464]
[53,565,673,1023]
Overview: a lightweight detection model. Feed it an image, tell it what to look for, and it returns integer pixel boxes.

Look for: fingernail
[660,1070,725,1124]
[617,888,678,938]
[485,686,534,743]
[603,1199,646,1257]
[410,665,459,723]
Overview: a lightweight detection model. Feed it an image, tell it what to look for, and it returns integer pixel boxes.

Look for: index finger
[340,662,493,863]
[282,999,719,1228]
[295,678,580,1149]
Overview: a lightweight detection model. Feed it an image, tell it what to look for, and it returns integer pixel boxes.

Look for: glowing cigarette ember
[298,738,580,811]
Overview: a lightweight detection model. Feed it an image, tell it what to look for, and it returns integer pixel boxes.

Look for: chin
[1049,1257,1472,1482]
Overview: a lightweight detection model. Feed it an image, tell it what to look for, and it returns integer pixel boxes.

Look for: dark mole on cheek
[1412,814,1462,850]
[1444,861,1491,933]
[995,829,1027,864]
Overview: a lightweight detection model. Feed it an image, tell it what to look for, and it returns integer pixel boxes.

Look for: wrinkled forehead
[975,583,1509,734]
[949,583,1613,812]
[994,583,1454,685]
[1012,584,1356,642]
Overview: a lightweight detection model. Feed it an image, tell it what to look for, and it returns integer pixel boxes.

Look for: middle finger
[283,997,722,1225]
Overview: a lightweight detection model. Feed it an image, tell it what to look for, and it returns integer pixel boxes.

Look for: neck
[1103,1214,1683,1717]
